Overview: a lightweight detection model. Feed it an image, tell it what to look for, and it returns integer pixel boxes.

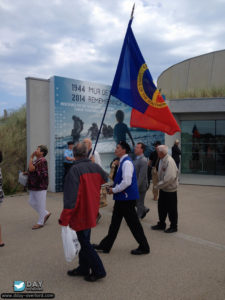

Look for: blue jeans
[76,229,106,276]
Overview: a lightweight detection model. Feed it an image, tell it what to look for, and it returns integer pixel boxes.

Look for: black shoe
[67,268,89,277]
[141,208,150,219]
[164,227,177,233]
[130,248,150,255]
[151,224,166,230]
[92,244,110,253]
[84,273,106,282]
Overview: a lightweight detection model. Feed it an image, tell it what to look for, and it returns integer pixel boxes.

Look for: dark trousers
[63,163,73,186]
[158,190,178,229]
[136,191,148,218]
[99,200,150,252]
[76,229,106,276]
[175,161,180,169]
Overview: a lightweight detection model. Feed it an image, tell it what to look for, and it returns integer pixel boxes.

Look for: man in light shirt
[63,141,75,182]
[151,145,179,233]
[93,141,150,255]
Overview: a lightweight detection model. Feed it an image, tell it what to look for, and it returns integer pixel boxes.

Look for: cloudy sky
[1,0,225,115]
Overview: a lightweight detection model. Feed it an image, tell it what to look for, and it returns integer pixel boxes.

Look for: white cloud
[0,0,14,11]
[49,38,102,66]
[0,0,225,113]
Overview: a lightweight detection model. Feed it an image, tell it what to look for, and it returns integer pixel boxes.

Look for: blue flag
[110,19,181,135]
[110,19,158,113]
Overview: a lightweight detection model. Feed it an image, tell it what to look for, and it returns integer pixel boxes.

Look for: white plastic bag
[61,226,81,262]
[18,172,28,186]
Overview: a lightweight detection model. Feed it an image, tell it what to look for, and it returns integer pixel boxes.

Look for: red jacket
[59,158,108,231]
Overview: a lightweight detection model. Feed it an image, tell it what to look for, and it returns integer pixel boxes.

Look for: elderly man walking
[59,142,108,282]
[151,145,179,233]
[133,143,149,219]
[83,138,107,223]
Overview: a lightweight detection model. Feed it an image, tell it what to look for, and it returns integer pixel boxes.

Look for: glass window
[215,120,225,175]
[181,120,225,175]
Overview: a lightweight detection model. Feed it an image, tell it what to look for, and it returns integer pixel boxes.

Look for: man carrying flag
[93,141,150,255]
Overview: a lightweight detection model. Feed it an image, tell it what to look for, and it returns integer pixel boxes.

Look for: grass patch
[166,87,225,99]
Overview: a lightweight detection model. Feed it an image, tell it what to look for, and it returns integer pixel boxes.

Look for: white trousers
[29,190,49,225]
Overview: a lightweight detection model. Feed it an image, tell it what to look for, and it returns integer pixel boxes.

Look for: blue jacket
[113,156,139,201]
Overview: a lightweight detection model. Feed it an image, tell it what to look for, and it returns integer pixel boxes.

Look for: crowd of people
[0,137,181,282]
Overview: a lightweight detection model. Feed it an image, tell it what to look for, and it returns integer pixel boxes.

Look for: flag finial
[130,3,135,20]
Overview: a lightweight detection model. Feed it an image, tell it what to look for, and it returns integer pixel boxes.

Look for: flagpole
[131,3,135,20]
[92,94,111,155]
[92,4,135,155]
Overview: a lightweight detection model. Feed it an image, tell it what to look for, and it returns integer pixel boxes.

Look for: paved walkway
[0,184,225,300]
[180,173,225,187]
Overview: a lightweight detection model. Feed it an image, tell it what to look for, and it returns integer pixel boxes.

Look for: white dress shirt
[89,150,102,167]
[112,154,134,194]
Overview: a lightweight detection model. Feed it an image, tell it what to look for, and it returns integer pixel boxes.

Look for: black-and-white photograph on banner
[50,76,164,192]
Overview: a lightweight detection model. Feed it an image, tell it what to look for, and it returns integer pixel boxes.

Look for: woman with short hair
[27,145,51,230]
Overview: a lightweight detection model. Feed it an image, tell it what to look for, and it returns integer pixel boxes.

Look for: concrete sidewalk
[0,185,225,300]
[180,173,225,187]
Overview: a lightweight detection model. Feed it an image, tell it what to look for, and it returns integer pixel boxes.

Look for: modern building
[26,50,225,188]
[26,76,164,192]
[158,50,225,185]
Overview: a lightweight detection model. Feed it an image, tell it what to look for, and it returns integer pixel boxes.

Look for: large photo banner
[50,76,164,192]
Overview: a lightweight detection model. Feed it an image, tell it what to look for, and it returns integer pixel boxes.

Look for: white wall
[26,77,225,189]
[26,77,52,188]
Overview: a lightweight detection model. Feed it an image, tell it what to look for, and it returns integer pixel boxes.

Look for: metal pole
[92,3,135,155]
[92,94,111,155]
[130,3,135,20]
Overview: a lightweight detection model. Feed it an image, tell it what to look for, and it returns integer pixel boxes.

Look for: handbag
[18,172,28,186]
[100,186,108,208]
[61,226,81,262]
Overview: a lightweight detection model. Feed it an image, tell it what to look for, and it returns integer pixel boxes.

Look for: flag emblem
[137,64,167,108]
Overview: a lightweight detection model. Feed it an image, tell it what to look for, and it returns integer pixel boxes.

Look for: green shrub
[0,107,27,195]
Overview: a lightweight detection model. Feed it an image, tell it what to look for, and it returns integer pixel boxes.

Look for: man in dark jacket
[59,142,108,282]
[93,141,150,255]
[172,139,181,169]
[133,142,149,219]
